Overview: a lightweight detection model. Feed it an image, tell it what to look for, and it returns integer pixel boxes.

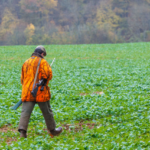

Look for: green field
[0,43,150,149]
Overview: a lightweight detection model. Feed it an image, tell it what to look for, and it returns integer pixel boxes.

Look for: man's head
[34,45,46,56]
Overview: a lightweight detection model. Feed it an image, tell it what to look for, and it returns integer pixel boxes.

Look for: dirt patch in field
[6,137,18,145]
[80,93,88,96]
[77,57,90,59]
[62,122,100,132]
[0,81,5,85]
[0,125,17,145]
[80,91,104,96]
[0,121,101,145]
[0,125,16,133]
[92,91,104,95]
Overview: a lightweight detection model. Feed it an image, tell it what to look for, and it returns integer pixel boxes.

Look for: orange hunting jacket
[21,54,52,102]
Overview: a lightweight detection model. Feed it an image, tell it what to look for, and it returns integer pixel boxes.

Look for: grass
[0,43,150,149]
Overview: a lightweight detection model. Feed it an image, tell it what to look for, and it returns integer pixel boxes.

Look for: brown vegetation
[0,0,150,45]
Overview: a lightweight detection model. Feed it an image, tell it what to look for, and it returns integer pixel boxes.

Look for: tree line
[0,0,150,45]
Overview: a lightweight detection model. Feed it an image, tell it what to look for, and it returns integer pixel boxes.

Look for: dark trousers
[18,101,56,132]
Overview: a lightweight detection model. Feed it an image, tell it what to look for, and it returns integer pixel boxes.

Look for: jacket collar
[31,52,43,58]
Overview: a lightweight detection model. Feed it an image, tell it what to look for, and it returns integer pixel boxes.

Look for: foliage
[0,43,150,149]
[96,0,120,28]
[0,8,18,44]
[24,24,35,45]
[1,0,150,45]
[19,0,57,15]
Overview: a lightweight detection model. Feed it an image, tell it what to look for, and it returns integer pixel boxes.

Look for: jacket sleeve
[40,59,52,81]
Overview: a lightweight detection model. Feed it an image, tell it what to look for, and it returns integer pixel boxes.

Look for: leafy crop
[0,43,150,149]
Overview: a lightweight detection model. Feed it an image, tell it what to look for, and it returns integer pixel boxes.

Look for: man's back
[21,55,52,102]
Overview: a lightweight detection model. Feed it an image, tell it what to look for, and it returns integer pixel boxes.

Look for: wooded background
[0,0,150,45]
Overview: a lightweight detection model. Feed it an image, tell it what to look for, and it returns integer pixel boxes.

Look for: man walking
[18,45,62,138]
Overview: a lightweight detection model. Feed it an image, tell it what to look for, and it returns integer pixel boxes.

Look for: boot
[50,127,63,138]
[20,129,27,138]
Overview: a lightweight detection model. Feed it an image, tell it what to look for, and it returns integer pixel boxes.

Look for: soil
[80,91,104,96]
[0,121,101,144]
